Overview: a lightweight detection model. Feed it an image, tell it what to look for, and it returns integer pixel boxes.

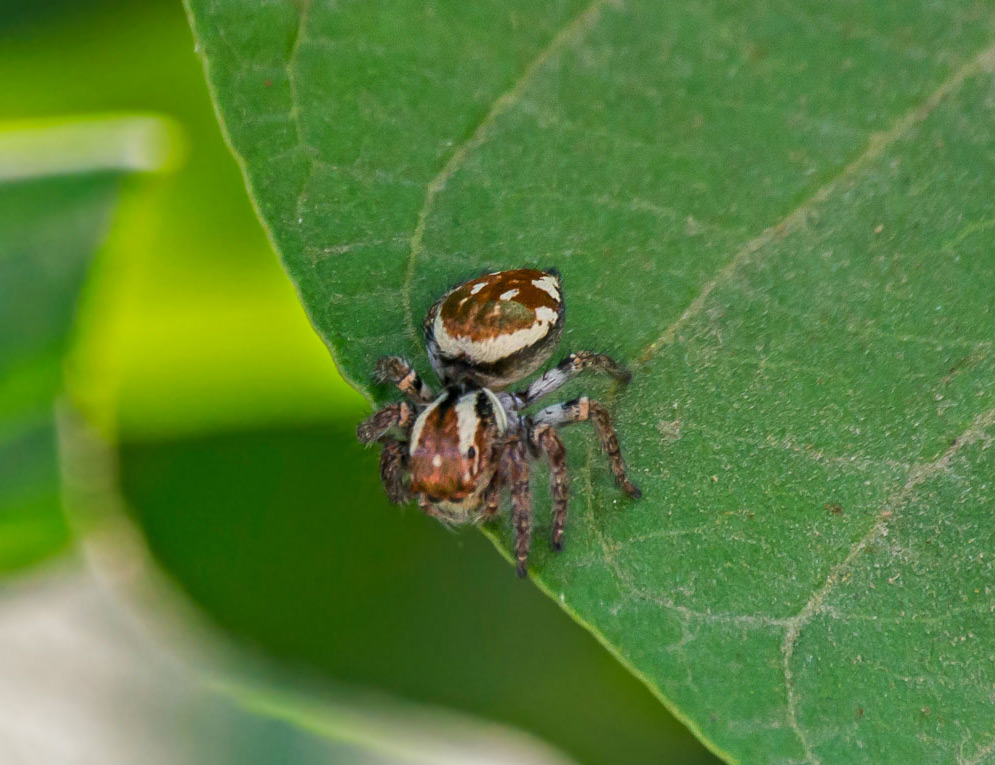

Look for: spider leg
[373,356,435,403]
[501,436,532,578]
[480,471,503,522]
[379,437,411,504]
[356,402,414,444]
[531,424,570,551]
[533,397,641,499]
[511,352,631,409]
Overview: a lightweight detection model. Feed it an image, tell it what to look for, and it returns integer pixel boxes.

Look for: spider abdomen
[424,268,564,389]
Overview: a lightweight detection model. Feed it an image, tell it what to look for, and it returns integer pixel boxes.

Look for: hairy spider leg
[511,351,632,409]
[532,397,641,499]
[481,467,504,521]
[378,437,411,504]
[502,435,532,578]
[374,356,436,404]
[531,424,570,550]
[356,401,415,444]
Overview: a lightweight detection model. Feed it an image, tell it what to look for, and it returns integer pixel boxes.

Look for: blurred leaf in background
[0,544,577,765]
[0,169,115,572]
[1,0,357,440]
[0,116,173,572]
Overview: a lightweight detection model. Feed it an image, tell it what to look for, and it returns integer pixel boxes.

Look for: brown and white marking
[407,388,509,523]
[424,269,564,389]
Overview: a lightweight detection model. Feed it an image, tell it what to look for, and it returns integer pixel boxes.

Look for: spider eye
[467,446,477,459]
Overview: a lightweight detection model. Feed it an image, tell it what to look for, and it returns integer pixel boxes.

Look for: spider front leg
[379,437,411,504]
[480,471,503,522]
[531,424,570,551]
[374,356,435,404]
[533,397,641,499]
[511,351,631,409]
[356,401,415,444]
[501,436,533,578]
[358,403,416,504]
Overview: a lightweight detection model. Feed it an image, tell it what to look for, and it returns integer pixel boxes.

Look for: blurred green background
[1,1,717,762]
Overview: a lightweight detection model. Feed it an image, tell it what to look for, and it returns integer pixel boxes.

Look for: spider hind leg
[533,396,641,499]
[512,351,632,409]
[531,424,570,551]
[501,436,533,578]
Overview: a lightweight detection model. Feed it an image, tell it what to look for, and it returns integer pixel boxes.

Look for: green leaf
[0,117,173,572]
[187,1,995,760]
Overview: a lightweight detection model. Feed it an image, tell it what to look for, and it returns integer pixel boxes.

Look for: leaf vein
[781,405,995,763]
[634,41,995,368]
[399,0,616,347]
[960,732,995,765]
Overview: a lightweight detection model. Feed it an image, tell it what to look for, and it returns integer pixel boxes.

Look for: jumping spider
[357,268,641,577]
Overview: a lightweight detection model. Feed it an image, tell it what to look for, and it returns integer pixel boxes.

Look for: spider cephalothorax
[357,268,641,577]
[407,385,506,523]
